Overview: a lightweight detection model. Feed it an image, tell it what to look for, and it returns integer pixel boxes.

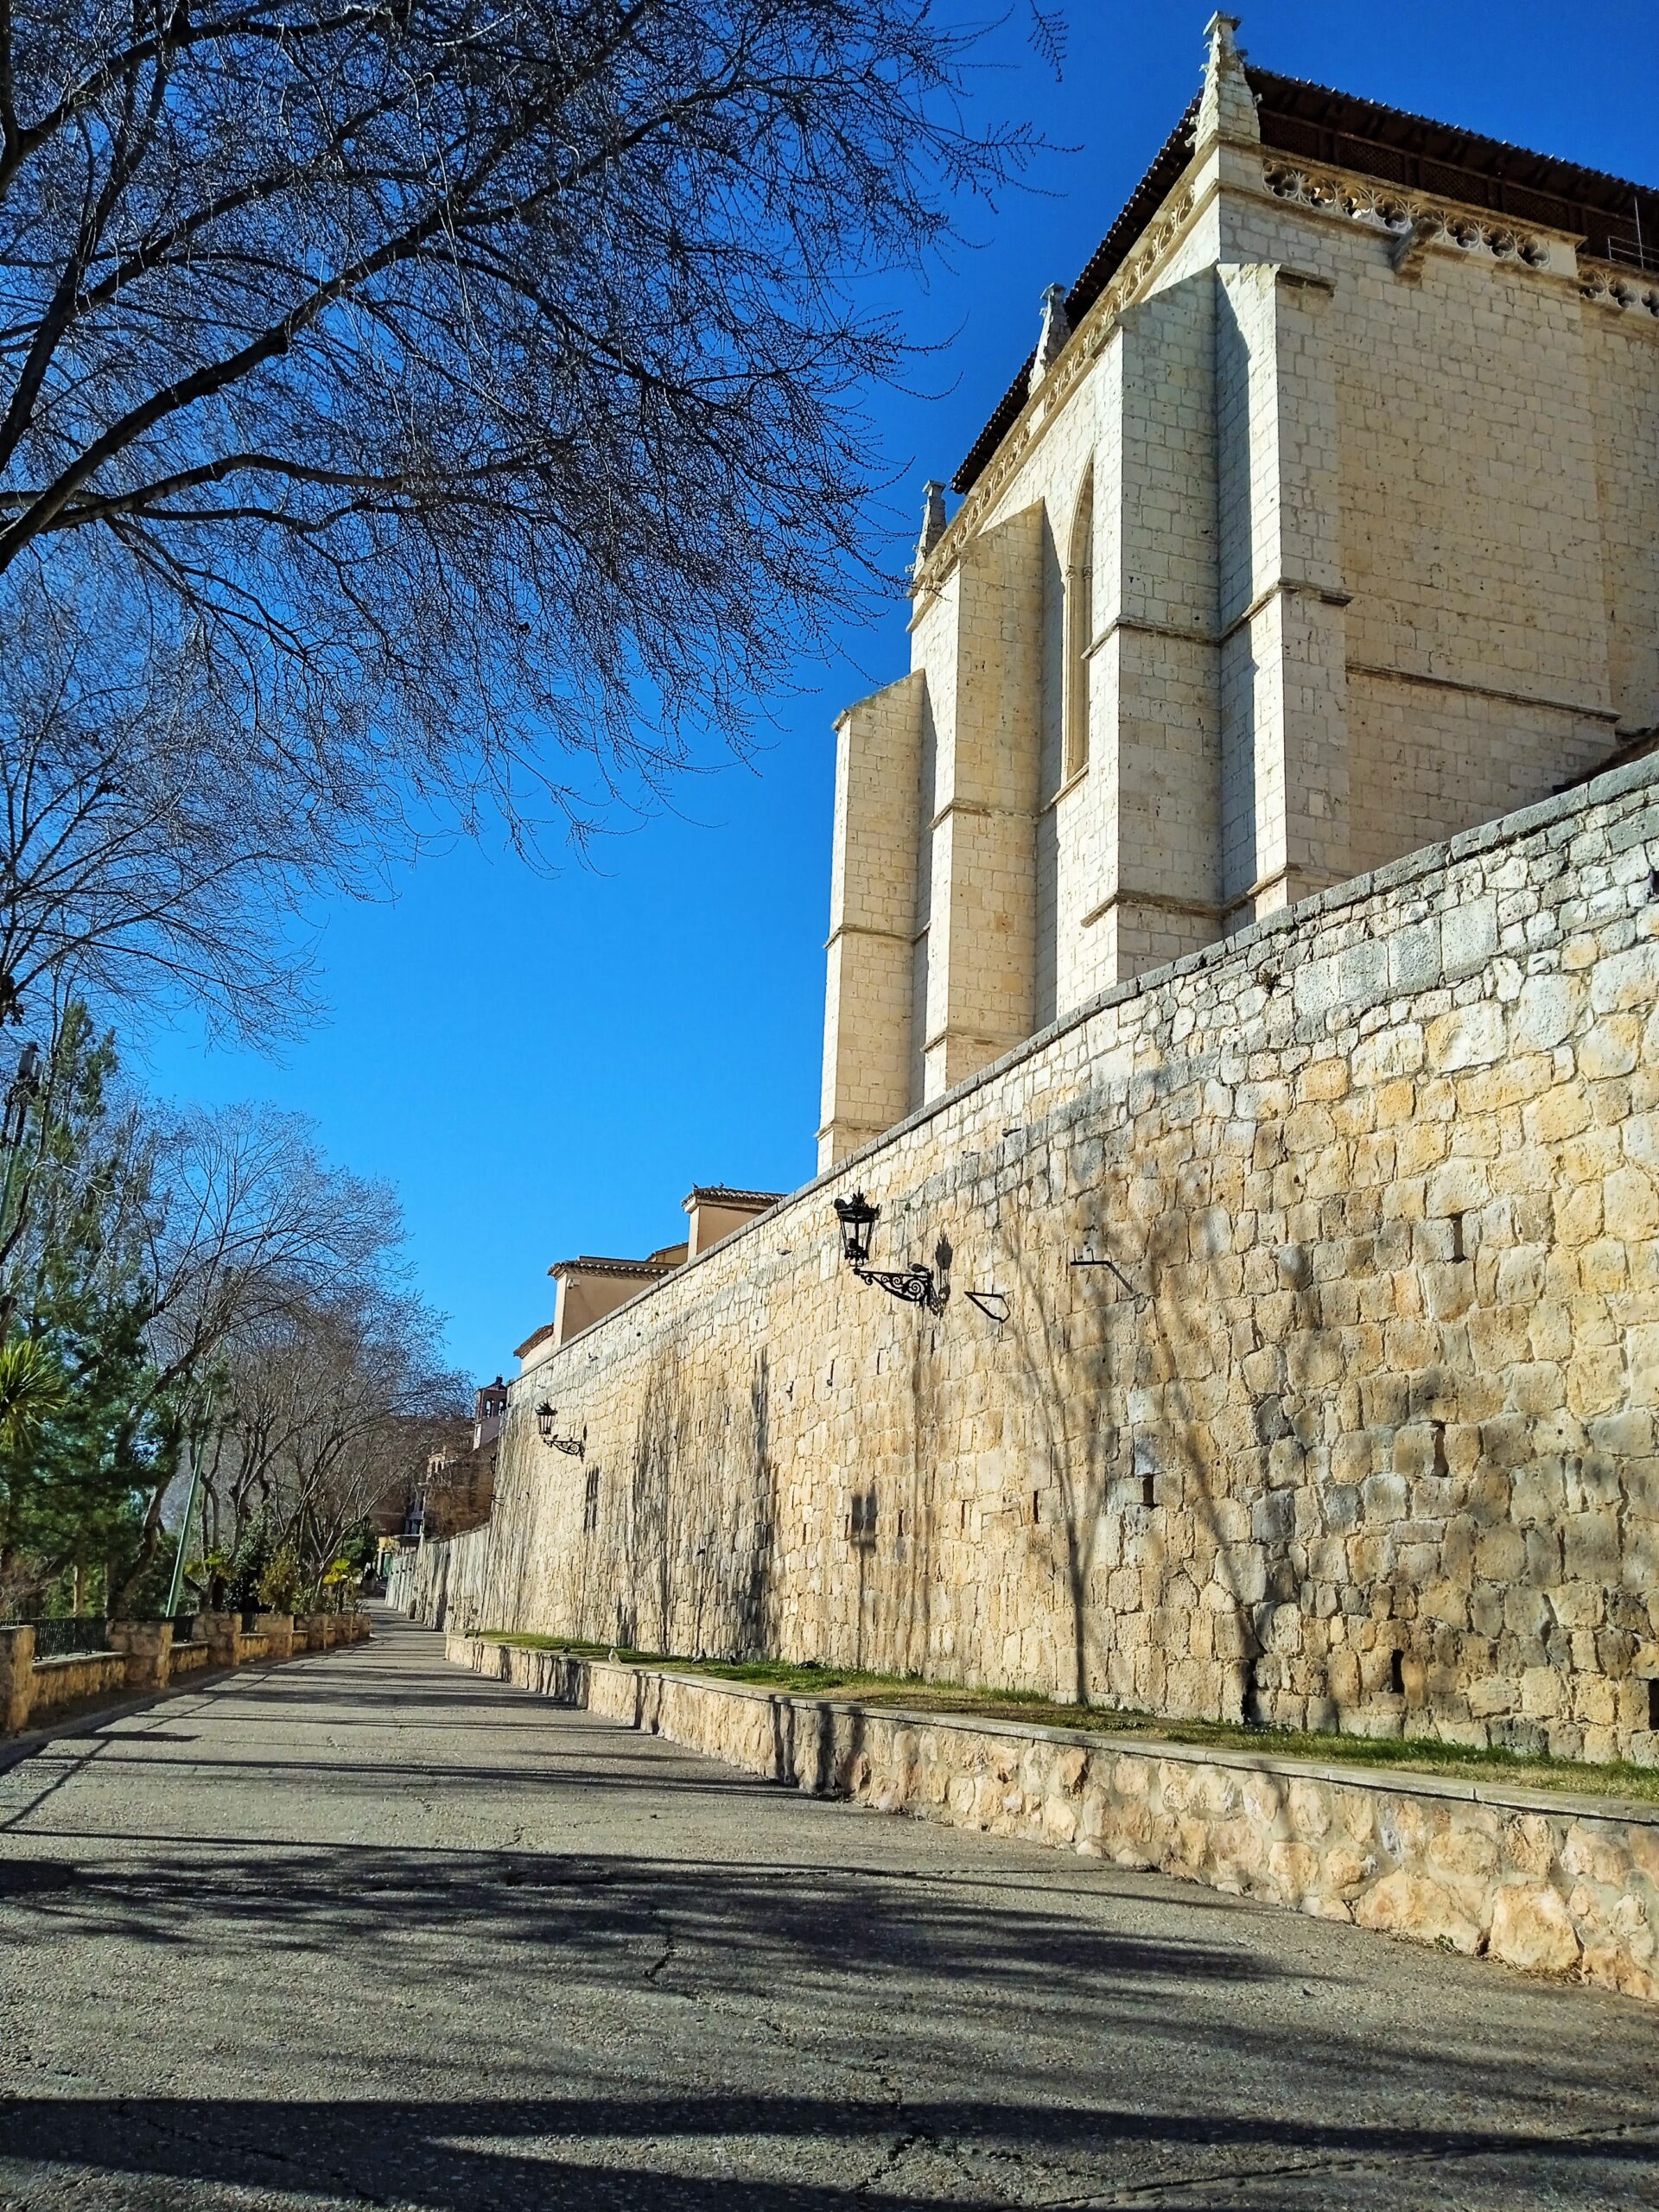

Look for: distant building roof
[513,1322,556,1359]
[681,1186,786,1212]
[952,67,1657,496]
[548,1254,681,1281]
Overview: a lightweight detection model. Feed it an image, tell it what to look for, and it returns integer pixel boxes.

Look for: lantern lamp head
[535,1401,556,1444]
[833,1191,879,1268]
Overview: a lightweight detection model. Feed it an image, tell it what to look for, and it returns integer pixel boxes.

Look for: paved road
[0,1613,1656,2210]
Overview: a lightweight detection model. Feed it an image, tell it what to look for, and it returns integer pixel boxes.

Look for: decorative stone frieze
[1261,160,1552,270]
[1577,257,1659,321]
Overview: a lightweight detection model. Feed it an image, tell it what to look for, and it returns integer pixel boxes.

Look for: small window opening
[1431,1421,1449,1480]
[1389,1649,1406,1697]
[1132,1433,1157,1509]
[849,1489,877,1550]
[1032,1489,1040,1526]
[1649,1678,1659,1732]
[1449,1211,1466,1262]
[582,1466,600,1533]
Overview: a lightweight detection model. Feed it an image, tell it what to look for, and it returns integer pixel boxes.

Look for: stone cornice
[1255,154,1582,282]
[1346,661,1620,725]
[1576,254,1659,329]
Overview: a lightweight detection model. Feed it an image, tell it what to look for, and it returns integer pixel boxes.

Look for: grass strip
[475,1630,1659,1807]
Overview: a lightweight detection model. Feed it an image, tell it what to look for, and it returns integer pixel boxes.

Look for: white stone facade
[818,17,1659,1168]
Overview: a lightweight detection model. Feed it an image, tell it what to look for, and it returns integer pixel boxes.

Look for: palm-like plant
[0,1338,67,1457]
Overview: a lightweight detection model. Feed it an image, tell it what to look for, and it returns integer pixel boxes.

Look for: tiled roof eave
[951,66,1656,499]
[549,1255,679,1281]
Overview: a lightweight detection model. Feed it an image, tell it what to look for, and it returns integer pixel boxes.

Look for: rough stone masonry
[414,22,1659,1773]
[440,751,1659,1764]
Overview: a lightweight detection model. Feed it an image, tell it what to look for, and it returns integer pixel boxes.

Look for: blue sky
[137,0,1655,1382]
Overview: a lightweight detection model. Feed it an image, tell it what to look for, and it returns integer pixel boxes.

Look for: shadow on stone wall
[986,1090,1267,1723]
[597,1342,779,1661]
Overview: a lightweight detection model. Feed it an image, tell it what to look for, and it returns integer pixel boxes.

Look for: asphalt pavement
[0,1608,1656,2209]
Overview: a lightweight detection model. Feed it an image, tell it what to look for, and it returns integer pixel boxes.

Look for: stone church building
[819,14,1657,1165]
[398,20,1659,1776]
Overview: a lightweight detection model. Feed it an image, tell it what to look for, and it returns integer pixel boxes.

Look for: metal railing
[25,1618,112,1659]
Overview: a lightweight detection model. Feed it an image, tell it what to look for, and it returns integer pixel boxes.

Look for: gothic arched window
[1064,468,1094,782]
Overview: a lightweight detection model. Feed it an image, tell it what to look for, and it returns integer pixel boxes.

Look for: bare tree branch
[0,0,1044,1031]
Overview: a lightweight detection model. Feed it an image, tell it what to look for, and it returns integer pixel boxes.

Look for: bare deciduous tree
[0,0,1046,1029]
[202,1282,463,1586]
[0,597,330,1033]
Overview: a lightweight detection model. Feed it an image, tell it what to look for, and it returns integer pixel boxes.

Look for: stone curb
[588,1661,1659,1828]
[452,1633,1659,2002]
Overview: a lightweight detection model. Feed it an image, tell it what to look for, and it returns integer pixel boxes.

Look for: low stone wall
[253,1611,294,1661]
[293,1611,370,1650]
[0,1611,372,1738]
[28,1651,128,1714]
[450,1632,1659,2003]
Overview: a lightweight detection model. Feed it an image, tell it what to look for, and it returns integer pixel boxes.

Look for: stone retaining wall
[390,1528,488,1634]
[28,1651,128,1714]
[439,757,1659,1763]
[449,1631,1659,2003]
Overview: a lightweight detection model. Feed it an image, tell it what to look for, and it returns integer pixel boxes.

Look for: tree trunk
[114,1479,169,1615]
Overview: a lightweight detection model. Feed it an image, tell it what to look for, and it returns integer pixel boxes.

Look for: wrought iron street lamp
[535,1402,585,1457]
[833,1191,878,1267]
[832,1191,943,1313]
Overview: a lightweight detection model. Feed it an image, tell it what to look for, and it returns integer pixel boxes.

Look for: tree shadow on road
[0,2088,1656,2211]
[0,1837,1281,2003]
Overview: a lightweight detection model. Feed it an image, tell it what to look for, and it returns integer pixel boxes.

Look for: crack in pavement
[1030,2113,1659,2207]
[644,1907,677,1985]
[3,1616,1656,2212]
